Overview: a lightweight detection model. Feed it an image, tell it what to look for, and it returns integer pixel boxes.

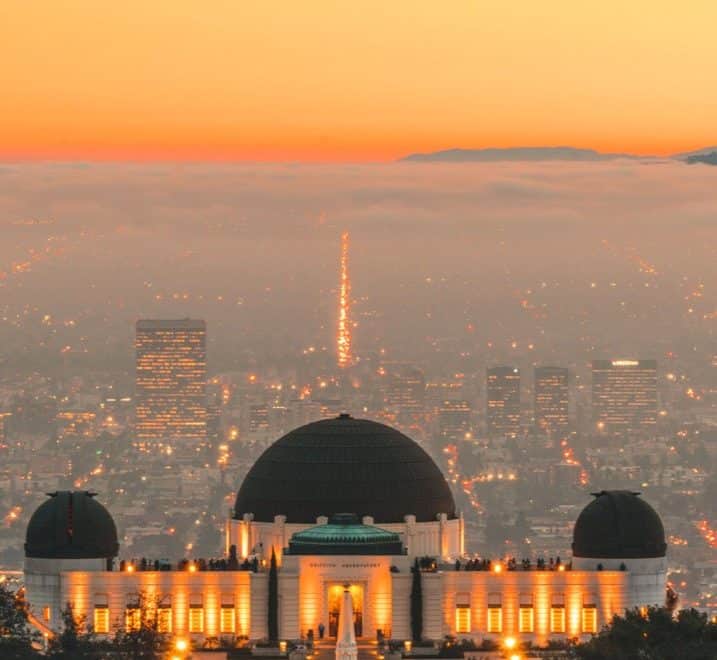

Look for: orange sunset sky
[2,1,716,162]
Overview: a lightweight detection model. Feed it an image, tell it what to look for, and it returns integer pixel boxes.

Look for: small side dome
[25,491,119,559]
[572,490,666,559]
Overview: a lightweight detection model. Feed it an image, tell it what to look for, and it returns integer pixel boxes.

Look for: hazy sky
[2,2,716,161]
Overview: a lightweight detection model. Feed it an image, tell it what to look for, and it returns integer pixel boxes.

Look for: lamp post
[171,637,189,660]
[502,636,520,660]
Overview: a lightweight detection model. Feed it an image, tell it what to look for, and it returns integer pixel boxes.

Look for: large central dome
[234,415,456,523]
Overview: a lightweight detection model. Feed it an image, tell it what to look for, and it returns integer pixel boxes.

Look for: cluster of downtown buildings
[133,318,658,444]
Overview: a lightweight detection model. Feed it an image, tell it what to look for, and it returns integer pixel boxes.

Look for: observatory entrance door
[327,583,363,638]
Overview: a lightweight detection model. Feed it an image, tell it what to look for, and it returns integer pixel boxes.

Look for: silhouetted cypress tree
[268,548,279,642]
[410,558,423,641]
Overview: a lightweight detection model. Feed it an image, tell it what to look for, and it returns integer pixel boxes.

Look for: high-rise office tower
[135,319,207,441]
[425,380,465,415]
[534,366,569,437]
[249,404,270,434]
[591,359,657,435]
[437,399,472,439]
[383,363,426,416]
[486,366,521,439]
[0,412,12,444]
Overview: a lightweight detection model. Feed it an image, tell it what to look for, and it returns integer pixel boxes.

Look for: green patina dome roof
[287,513,405,555]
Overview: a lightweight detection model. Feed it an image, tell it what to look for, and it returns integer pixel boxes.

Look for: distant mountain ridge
[671,146,717,159]
[400,147,638,162]
[686,151,717,165]
[399,146,717,163]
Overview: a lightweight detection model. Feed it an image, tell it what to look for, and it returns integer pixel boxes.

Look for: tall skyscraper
[437,399,472,439]
[591,359,657,435]
[486,366,521,439]
[534,366,569,437]
[135,319,207,441]
[383,363,426,416]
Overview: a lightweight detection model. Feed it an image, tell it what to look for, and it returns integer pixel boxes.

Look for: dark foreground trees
[46,596,167,659]
[0,582,41,659]
[268,548,279,642]
[574,606,717,660]
[410,558,423,641]
[9,592,170,660]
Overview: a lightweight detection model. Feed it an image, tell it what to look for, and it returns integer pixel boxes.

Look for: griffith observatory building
[23,415,668,646]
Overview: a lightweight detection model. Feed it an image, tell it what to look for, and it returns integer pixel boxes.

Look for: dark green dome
[572,490,666,559]
[25,491,119,559]
[287,513,405,555]
[234,415,456,524]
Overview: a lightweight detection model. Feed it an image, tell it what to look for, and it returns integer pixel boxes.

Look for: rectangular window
[550,607,566,634]
[125,608,141,632]
[157,607,172,633]
[42,606,51,622]
[455,607,471,633]
[189,607,204,633]
[582,607,597,634]
[220,606,236,634]
[94,607,109,634]
[487,607,502,633]
[519,607,534,633]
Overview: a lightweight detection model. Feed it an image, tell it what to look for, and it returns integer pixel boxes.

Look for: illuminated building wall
[591,360,657,435]
[0,411,11,443]
[425,380,465,416]
[28,563,656,645]
[534,367,569,437]
[249,405,270,433]
[383,363,426,416]
[486,367,521,439]
[440,570,628,646]
[135,319,207,441]
[61,570,254,640]
[437,400,472,440]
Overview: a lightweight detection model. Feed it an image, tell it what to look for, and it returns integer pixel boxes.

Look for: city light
[337,231,352,369]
